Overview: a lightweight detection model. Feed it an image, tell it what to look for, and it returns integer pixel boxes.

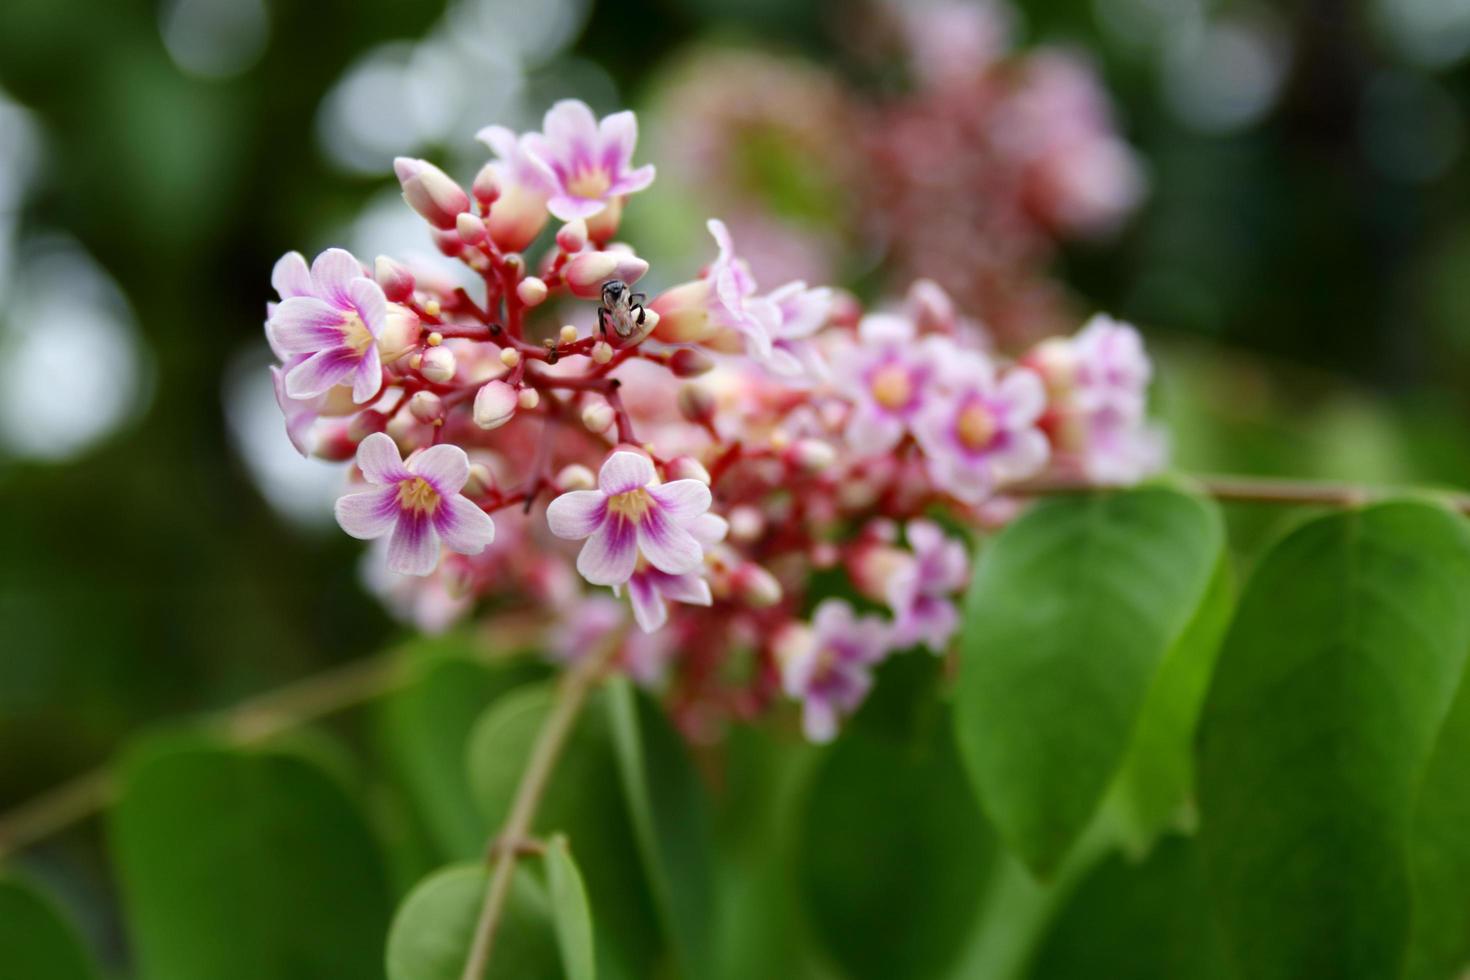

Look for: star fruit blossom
[260,99,1164,743]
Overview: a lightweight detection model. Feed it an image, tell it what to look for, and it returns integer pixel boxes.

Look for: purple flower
[266,249,387,404]
[887,520,969,653]
[335,433,496,576]
[1063,314,1164,485]
[621,512,728,632]
[520,100,655,222]
[781,599,891,742]
[755,280,833,382]
[913,351,1049,504]
[545,451,713,588]
[832,314,941,454]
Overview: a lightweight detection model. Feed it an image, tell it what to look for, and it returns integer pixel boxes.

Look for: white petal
[649,480,710,522]
[598,451,655,495]
[355,432,407,485]
[408,443,470,495]
[577,517,638,586]
[271,251,313,299]
[546,491,608,540]
[310,248,364,308]
[436,495,496,555]
[335,487,398,539]
[387,511,440,577]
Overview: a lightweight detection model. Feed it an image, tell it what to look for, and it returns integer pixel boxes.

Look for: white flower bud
[564,250,649,300]
[516,276,548,307]
[420,345,457,383]
[376,305,422,363]
[734,563,783,608]
[456,211,487,245]
[517,387,540,410]
[473,380,518,430]
[408,391,444,423]
[555,463,596,492]
[591,341,614,364]
[471,162,500,205]
[556,219,588,254]
[790,438,836,473]
[394,157,470,231]
[582,401,615,434]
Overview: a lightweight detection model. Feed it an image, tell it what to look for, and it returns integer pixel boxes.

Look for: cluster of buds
[264,100,1162,743]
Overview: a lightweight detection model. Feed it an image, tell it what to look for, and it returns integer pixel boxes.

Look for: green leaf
[1197,501,1470,980]
[953,487,1225,875]
[0,875,100,980]
[110,734,393,980]
[378,644,544,859]
[545,835,596,980]
[467,684,660,977]
[605,677,715,978]
[1408,666,1470,980]
[1028,836,1230,980]
[797,707,995,980]
[385,863,558,980]
[1106,551,1235,847]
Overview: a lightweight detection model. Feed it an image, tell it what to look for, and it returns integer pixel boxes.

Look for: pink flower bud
[677,383,716,425]
[420,345,457,383]
[582,401,615,434]
[456,212,487,245]
[433,229,465,258]
[650,280,716,344]
[906,278,957,334]
[665,455,711,484]
[472,162,500,205]
[733,563,783,608]
[486,180,549,253]
[473,380,518,430]
[376,306,422,363]
[516,276,548,307]
[374,255,415,302]
[556,219,588,254]
[564,250,649,300]
[729,505,764,542]
[313,423,357,462]
[668,348,714,377]
[408,391,444,423]
[555,463,596,492]
[348,410,389,442]
[394,157,471,230]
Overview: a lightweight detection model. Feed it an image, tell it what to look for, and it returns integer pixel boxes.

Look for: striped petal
[335,486,399,540]
[435,495,495,555]
[577,515,638,586]
[546,490,608,540]
[636,507,703,576]
[387,509,440,577]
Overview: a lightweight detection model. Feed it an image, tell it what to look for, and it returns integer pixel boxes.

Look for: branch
[458,636,620,980]
[0,616,544,859]
[1010,472,1470,514]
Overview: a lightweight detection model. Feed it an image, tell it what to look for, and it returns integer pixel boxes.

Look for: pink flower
[832,314,941,453]
[620,513,729,632]
[913,351,1049,503]
[545,451,713,588]
[887,520,969,653]
[756,280,833,381]
[781,600,891,742]
[476,124,555,251]
[520,100,655,222]
[1072,313,1151,422]
[335,433,496,576]
[266,249,387,404]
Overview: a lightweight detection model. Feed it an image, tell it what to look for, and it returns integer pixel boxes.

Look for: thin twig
[0,617,542,860]
[1010,472,1470,514]
[458,637,620,980]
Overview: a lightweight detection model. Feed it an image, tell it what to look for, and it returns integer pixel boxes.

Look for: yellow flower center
[870,364,913,411]
[397,476,440,515]
[342,311,374,355]
[607,487,652,520]
[567,168,611,200]
[956,402,997,450]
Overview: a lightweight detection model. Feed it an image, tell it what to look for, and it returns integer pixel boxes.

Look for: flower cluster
[263,99,1163,743]
[646,0,1144,345]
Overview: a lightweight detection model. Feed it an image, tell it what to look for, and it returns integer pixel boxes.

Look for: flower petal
[271,251,313,299]
[351,344,382,404]
[408,443,470,495]
[636,508,703,576]
[436,494,496,555]
[285,347,358,399]
[387,510,441,577]
[356,432,407,485]
[649,479,711,523]
[688,513,728,548]
[577,516,638,586]
[598,110,638,168]
[269,297,346,354]
[803,701,839,744]
[654,570,712,607]
[347,276,387,336]
[608,163,655,196]
[598,451,655,495]
[998,368,1046,426]
[844,405,906,455]
[546,491,609,540]
[335,486,399,539]
[310,248,363,309]
[545,194,609,222]
[627,572,668,633]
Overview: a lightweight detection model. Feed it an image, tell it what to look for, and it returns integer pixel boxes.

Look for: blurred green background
[4,0,1470,967]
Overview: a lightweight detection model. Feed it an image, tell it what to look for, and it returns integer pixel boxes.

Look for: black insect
[598,279,648,341]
